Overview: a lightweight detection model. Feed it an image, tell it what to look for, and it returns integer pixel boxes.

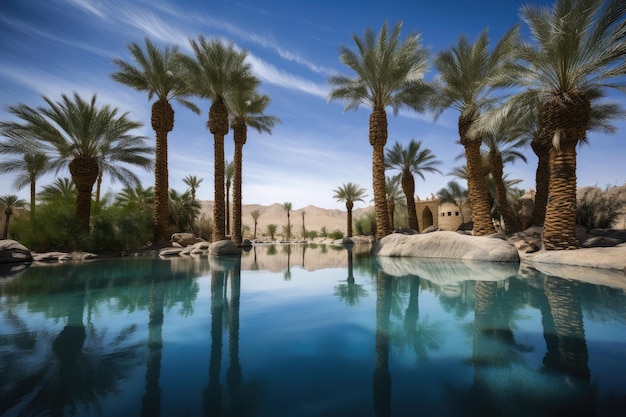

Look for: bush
[576,185,625,232]
[354,212,376,236]
[328,230,344,240]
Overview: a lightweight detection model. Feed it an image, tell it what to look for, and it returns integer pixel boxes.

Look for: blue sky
[1,0,624,211]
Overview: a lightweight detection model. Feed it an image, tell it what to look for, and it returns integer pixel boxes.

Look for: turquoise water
[1,243,625,417]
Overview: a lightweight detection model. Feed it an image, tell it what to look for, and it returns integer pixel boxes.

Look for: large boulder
[0,240,33,263]
[171,233,204,247]
[210,239,241,256]
[371,231,520,262]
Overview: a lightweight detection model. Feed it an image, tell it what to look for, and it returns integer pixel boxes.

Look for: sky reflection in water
[1,243,625,417]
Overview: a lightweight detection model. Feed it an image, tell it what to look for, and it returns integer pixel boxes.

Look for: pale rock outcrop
[159,247,184,257]
[0,240,33,263]
[32,251,97,262]
[210,239,241,256]
[372,231,520,262]
[171,233,203,247]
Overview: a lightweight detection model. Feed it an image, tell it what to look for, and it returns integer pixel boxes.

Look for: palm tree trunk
[152,99,174,245]
[388,200,395,230]
[96,172,102,205]
[232,121,246,244]
[205,269,225,415]
[346,201,354,237]
[490,150,521,234]
[531,135,550,227]
[460,114,495,236]
[464,140,495,236]
[542,94,589,250]
[2,209,10,239]
[370,109,391,239]
[209,98,229,242]
[69,157,99,230]
[226,259,243,415]
[402,170,418,231]
[30,180,36,214]
[543,140,579,249]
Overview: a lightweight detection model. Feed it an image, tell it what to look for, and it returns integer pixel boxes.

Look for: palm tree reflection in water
[373,271,393,417]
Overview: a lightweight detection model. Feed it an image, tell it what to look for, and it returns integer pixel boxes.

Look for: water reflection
[1,246,625,416]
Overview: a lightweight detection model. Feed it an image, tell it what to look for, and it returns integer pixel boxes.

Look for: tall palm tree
[229,91,280,244]
[502,0,626,249]
[1,194,26,239]
[178,36,258,242]
[328,20,433,239]
[111,38,200,245]
[385,175,405,230]
[432,27,519,236]
[1,93,151,230]
[333,182,367,238]
[0,132,50,214]
[385,139,442,231]
[437,180,469,224]
[480,112,529,234]
[225,160,234,236]
[282,202,292,240]
[250,209,261,240]
[182,175,203,201]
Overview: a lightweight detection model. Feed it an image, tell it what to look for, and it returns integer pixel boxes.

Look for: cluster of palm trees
[1,0,624,252]
[1,36,279,247]
[329,0,626,249]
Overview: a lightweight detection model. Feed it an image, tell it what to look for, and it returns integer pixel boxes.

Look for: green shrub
[354,212,376,236]
[576,185,625,231]
[329,230,344,240]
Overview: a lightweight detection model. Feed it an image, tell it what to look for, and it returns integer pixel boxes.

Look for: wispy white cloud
[247,55,329,98]
[0,15,114,58]
[64,0,107,19]
[116,5,190,48]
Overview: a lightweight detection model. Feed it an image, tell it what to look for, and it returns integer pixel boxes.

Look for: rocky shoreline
[2,227,625,288]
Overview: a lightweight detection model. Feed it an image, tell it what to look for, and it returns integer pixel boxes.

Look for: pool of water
[1,243,625,417]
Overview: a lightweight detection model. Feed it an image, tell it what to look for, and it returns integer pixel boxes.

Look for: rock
[528,245,626,271]
[0,240,33,263]
[240,239,253,247]
[210,239,241,256]
[171,232,203,247]
[422,225,439,234]
[582,236,623,248]
[394,228,418,235]
[457,221,473,232]
[371,231,519,262]
[159,248,183,257]
[507,226,543,253]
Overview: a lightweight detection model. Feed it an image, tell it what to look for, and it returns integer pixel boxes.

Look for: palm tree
[1,93,151,230]
[266,224,277,241]
[333,182,367,238]
[431,27,519,236]
[282,202,292,240]
[1,194,26,239]
[250,209,261,240]
[178,36,258,242]
[111,38,200,244]
[183,175,203,201]
[115,184,154,212]
[0,132,50,213]
[328,21,433,239]
[229,91,280,245]
[168,189,200,233]
[437,180,469,224]
[224,160,234,236]
[385,175,405,229]
[385,139,442,231]
[502,0,626,249]
[38,177,77,204]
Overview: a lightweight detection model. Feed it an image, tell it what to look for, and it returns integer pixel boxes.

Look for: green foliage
[354,212,377,236]
[328,230,344,240]
[576,185,625,232]
[195,214,213,241]
[304,230,318,240]
[266,224,277,240]
[320,226,328,237]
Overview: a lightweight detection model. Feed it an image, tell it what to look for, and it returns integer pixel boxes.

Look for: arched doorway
[420,206,434,232]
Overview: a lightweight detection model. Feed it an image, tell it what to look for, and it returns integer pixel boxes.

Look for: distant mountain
[197,201,374,237]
